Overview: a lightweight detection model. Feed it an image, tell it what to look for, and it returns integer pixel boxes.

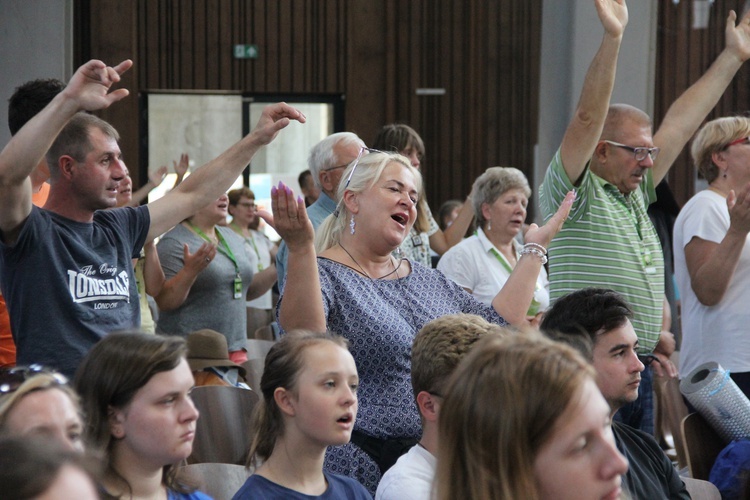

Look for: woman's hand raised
[525,190,576,249]
[265,181,315,253]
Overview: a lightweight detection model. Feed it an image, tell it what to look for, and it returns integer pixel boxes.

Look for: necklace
[339,243,400,280]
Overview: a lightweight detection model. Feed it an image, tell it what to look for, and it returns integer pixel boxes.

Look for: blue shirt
[276,192,337,292]
[232,472,371,499]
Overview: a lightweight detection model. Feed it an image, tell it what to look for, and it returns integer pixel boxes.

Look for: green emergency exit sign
[233,45,258,59]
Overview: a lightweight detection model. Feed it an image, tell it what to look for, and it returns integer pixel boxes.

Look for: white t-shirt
[437,227,549,313]
[244,229,273,310]
[674,189,750,376]
[375,444,436,500]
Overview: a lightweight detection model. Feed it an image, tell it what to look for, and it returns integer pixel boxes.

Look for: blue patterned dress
[279,257,507,494]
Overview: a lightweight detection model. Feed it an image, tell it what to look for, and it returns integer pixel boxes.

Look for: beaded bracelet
[520,247,548,265]
[522,242,547,255]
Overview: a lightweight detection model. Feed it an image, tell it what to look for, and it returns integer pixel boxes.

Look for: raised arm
[429,194,475,254]
[652,10,750,184]
[492,191,575,325]
[127,165,167,207]
[154,242,216,311]
[146,104,306,241]
[0,59,132,243]
[270,182,326,332]
[559,0,628,183]
[684,184,750,306]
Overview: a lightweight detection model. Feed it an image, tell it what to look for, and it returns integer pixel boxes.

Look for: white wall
[536,0,658,219]
[0,0,72,147]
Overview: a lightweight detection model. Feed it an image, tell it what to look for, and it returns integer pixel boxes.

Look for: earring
[350,214,356,235]
[487,220,492,231]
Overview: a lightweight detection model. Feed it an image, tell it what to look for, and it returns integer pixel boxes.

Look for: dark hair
[0,435,99,499]
[540,288,633,350]
[247,330,349,467]
[298,169,312,187]
[46,112,120,180]
[8,78,65,135]
[74,331,190,496]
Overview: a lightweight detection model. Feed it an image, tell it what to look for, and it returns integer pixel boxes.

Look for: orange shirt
[31,182,50,207]
[0,295,15,367]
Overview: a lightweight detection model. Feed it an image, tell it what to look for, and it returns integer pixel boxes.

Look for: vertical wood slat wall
[656,0,750,206]
[76,0,541,213]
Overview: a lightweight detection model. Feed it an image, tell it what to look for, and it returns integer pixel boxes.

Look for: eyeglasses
[604,140,660,162]
[0,364,68,395]
[324,164,349,173]
[341,147,387,192]
[726,136,750,148]
[639,354,661,367]
[332,147,388,217]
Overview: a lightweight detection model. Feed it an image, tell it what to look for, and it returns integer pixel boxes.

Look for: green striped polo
[539,149,664,353]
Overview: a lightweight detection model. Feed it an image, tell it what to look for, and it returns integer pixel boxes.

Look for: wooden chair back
[681,477,721,500]
[681,412,725,481]
[178,463,252,500]
[245,339,275,361]
[188,385,259,465]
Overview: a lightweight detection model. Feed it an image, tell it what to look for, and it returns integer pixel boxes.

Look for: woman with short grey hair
[438,166,549,326]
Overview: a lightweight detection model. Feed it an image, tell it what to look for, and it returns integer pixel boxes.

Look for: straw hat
[186,329,246,378]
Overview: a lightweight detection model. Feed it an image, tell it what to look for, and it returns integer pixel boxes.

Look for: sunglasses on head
[0,364,68,395]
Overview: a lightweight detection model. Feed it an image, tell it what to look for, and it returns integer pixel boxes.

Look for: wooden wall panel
[76,0,541,215]
[656,1,750,206]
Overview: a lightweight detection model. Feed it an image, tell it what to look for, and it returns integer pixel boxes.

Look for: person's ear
[712,151,728,174]
[58,155,77,180]
[481,202,492,222]
[416,391,440,422]
[593,141,609,164]
[108,406,126,439]
[343,190,359,215]
[274,387,296,417]
[320,170,336,194]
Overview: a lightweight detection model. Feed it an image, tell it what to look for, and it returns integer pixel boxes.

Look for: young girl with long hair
[233,331,370,499]
[75,332,210,500]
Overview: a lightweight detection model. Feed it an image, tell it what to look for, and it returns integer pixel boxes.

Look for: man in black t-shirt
[541,288,689,500]
[0,59,305,376]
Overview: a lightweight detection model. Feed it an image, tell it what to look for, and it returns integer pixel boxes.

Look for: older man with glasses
[540,1,750,435]
[276,132,365,291]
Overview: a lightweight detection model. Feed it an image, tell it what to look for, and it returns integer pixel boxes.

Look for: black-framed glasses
[604,140,660,162]
[639,354,661,367]
[0,364,68,395]
[726,136,750,148]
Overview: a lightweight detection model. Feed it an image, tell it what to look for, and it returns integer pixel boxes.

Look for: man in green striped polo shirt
[540,2,750,434]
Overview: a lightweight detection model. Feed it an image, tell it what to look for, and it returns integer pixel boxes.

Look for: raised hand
[173,153,189,178]
[182,241,217,275]
[148,165,168,187]
[595,0,628,38]
[61,59,133,112]
[250,103,307,146]
[268,181,314,252]
[525,190,576,248]
[727,182,750,235]
[725,10,750,65]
